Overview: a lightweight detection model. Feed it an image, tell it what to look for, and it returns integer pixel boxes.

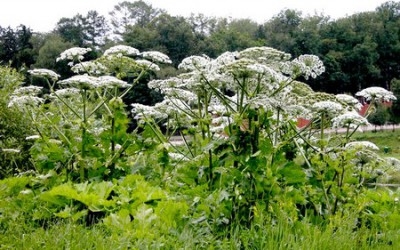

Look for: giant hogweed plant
[131,47,398,225]
[5,45,399,231]
[8,45,172,181]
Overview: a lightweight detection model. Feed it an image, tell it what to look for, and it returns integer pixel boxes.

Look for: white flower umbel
[28,69,60,81]
[239,46,291,64]
[26,135,40,140]
[135,59,160,71]
[98,76,131,88]
[52,88,81,98]
[141,51,172,64]
[355,87,397,102]
[56,47,92,62]
[103,45,140,57]
[58,75,99,89]
[312,100,343,116]
[71,61,108,76]
[131,103,168,120]
[282,55,325,79]
[335,94,363,111]
[345,141,379,151]
[1,148,21,153]
[332,112,369,129]
[12,86,43,96]
[8,95,44,108]
[178,55,210,71]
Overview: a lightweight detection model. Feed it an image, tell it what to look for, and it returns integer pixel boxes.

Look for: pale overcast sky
[0,0,392,32]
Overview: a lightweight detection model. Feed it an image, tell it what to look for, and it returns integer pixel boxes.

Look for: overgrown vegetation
[1,45,400,249]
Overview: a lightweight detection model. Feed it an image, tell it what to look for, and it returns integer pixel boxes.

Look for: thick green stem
[80,89,87,182]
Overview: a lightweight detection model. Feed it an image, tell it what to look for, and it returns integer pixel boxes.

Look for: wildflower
[332,112,369,129]
[213,51,239,67]
[345,141,379,151]
[135,59,160,71]
[168,152,189,162]
[2,148,21,153]
[52,88,81,98]
[355,87,397,102]
[336,94,363,111]
[56,47,92,62]
[131,103,167,120]
[178,55,210,71]
[20,189,33,195]
[312,101,343,116]
[98,76,131,88]
[239,46,291,63]
[28,69,60,81]
[103,45,140,57]
[58,75,99,89]
[12,86,43,96]
[71,61,108,76]
[8,96,44,108]
[26,135,40,140]
[282,55,325,79]
[141,51,172,64]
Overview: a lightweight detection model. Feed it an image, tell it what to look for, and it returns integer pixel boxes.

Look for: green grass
[353,128,400,158]
[1,216,399,249]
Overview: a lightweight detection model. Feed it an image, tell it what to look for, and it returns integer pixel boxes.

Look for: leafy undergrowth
[1,215,399,249]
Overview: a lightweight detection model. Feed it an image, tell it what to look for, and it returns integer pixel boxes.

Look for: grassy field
[352,128,400,158]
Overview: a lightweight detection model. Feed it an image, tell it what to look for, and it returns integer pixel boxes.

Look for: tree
[34,34,74,79]
[109,0,164,38]
[55,11,109,47]
[0,25,34,69]
[389,78,400,125]
[368,104,390,132]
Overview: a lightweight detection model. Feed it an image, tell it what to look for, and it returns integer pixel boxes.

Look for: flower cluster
[28,69,60,81]
[178,55,210,71]
[282,55,325,79]
[103,45,140,57]
[52,88,80,98]
[345,141,379,151]
[98,76,131,88]
[331,111,369,129]
[71,61,108,76]
[311,101,343,116]
[141,51,172,64]
[335,94,363,111]
[135,59,160,71]
[11,86,43,96]
[58,75,100,89]
[355,87,397,102]
[56,47,92,62]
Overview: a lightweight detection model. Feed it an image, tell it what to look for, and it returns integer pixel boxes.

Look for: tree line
[1,0,400,97]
